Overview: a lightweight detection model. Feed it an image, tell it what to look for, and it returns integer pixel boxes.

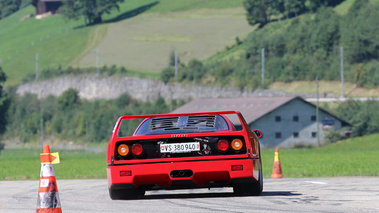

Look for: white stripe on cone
[40,164,55,177]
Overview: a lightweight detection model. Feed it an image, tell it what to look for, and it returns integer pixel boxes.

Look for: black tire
[252,162,263,196]
[109,188,145,200]
[233,160,263,196]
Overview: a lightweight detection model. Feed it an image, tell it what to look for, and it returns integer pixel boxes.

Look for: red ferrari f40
[106,111,263,199]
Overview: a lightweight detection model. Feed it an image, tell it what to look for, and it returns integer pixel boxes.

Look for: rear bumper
[107,158,260,190]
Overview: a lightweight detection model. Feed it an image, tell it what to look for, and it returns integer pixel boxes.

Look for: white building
[171,96,352,148]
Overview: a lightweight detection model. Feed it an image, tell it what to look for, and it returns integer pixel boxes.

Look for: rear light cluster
[117,143,144,157]
[217,138,244,153]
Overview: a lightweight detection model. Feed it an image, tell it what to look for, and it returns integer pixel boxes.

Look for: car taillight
[117,144,129,156]
[132,143,143,156]
[217,139,229,152]
[231,139,243,151]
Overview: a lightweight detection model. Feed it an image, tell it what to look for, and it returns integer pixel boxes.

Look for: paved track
[1,177,378,212]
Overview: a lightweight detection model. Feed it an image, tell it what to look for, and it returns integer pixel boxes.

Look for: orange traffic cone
[36,145,62,213]
[271,148,283,179]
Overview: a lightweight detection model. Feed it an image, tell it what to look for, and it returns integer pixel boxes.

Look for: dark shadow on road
[139,192,236,200]
[261,191,302,196]
[120,191,301,200]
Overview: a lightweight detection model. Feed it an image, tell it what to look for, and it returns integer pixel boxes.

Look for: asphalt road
[1,177,378,213]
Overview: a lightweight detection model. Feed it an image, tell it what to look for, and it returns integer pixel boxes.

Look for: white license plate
[160,142,200,153]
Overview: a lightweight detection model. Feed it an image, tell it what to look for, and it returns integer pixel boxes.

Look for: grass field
[1,133,378,181]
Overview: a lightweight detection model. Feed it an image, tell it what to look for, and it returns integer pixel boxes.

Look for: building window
[311,132,317,138]
[275,116,281,122]
[311,115,316,121]
[293,132,299,138]
[275,132,281,138]
[293,115,299,122]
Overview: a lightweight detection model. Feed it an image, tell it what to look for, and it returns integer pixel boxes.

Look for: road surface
[1,177,378,212]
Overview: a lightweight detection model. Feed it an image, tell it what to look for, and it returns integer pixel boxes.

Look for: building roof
[172,96,352,127]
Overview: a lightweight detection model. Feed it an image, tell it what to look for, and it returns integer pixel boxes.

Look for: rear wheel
[109,188,145,200]
[233,160,263,196]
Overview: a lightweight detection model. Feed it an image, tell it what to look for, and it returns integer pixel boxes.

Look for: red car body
[106,111,263,199]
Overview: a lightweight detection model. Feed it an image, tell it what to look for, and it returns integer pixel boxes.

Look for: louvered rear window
[186,116,215,128]
[150,117,179,130]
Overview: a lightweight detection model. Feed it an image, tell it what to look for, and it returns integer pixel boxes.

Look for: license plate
[160,142,200,153]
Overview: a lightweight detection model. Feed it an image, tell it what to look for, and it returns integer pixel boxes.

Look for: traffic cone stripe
[38,177,58,193]
[36,208,62,213]
[40,164,55,177]
[37,193,61,208]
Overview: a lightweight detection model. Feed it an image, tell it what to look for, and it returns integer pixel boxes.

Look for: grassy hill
[0,0,246,86]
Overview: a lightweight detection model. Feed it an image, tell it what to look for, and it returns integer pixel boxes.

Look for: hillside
[0,0,246,86]
[0,0,378,96]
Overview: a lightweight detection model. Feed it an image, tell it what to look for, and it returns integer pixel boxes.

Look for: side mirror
[252,129,262,138]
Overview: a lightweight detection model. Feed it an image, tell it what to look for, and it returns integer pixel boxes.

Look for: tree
[0,0,30,19]
[342,0,379,63]
[309,7,340,55]
[60,0,124,26]
[160,67,175,84]
[0,67,9,134]
[306,0,344,12]
[0,67,10,152]
[243,0,271,27]
[283,0,306,18]
[57,88,81,111]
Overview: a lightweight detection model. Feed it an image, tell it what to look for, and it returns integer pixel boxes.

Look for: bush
[324,129,343,144]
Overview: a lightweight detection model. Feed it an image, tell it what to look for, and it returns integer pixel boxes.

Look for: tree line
[242,0,379,88]
[4,87,185,144]
[243,0,344,27]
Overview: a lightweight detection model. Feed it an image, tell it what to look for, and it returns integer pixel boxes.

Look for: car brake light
[132,143,143,156]
[217,139,229,152]
[231,139,243,151]
[117,144,129,156]
[231,165,243,171]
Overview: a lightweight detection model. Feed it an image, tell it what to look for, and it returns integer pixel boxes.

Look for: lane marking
[304,181,327,185]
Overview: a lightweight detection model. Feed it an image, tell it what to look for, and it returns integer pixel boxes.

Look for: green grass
[1,133,379,180]
[129,0,244,13]
[0,149,106,180]
[261,134,379,178]
[0,6,89,85]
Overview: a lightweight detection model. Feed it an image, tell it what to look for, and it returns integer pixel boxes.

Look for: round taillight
[132,143,143,156]
[217,139,229,152]
[118,144,129,156]
[231,139,243,151]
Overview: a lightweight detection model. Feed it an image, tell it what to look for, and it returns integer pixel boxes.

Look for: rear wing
[111,111,251,138]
